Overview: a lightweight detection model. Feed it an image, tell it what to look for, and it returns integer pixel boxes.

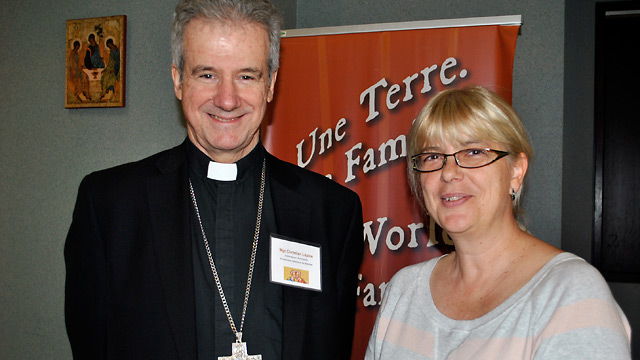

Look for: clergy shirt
[187,140,282,359]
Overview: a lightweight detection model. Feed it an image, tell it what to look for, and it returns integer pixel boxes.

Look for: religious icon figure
[101,38,120,101]
[286,269,307,284]
[67,40,90,102]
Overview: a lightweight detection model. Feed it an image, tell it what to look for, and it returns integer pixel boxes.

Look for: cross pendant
[218,332,262,360]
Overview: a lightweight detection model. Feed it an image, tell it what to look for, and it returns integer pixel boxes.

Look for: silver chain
[188,158,266,340]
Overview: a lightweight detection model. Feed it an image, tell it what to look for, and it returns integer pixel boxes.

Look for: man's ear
[267,69,278,103]
[171,65,183,101]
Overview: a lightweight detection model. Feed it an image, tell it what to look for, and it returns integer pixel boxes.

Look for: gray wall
[0,0,635,358]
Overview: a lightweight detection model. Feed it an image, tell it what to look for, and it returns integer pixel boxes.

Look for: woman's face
[419,140,526,237]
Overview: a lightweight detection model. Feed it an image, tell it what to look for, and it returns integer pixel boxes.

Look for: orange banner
[264,22,520,359]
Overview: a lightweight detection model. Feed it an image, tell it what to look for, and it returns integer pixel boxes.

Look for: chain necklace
[189,158,265,360]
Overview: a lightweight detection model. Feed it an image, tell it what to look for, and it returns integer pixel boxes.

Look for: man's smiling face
[172,18,277,163]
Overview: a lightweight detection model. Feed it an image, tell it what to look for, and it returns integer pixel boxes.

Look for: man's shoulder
[83,143,186,187]
[267,153,359,199]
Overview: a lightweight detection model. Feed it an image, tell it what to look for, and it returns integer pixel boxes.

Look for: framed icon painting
[65,15,126,108]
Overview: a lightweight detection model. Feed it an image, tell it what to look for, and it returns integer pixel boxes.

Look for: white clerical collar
[207,161,238,181]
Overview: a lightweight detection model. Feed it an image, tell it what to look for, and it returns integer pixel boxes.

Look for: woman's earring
[511,188,516,200]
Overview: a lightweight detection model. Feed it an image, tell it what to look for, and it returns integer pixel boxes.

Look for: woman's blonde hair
[406,86,533,221]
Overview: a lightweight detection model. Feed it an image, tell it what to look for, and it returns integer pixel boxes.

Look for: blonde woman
[366,86,631,359]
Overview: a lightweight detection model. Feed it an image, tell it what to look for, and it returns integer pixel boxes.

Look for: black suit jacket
[64,141,364,359]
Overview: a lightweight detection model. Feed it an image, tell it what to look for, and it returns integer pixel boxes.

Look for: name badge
[270,234,322,292]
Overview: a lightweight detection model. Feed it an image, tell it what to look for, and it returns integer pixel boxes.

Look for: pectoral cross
[218,332,262,360]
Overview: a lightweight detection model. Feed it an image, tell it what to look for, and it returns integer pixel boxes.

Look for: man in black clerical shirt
[64,1,364,359]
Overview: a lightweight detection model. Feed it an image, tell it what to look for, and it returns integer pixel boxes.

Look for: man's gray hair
[171,0,282,81]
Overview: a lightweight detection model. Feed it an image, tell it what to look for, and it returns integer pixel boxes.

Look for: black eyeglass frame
[411,148,510,173]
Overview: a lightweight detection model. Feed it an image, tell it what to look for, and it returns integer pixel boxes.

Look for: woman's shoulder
[541,253,604,282]
[390,255,443,284]
[377,256,443,315]
[530,253,631,355]
[381,255,444,303]
[532,252,614,301]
